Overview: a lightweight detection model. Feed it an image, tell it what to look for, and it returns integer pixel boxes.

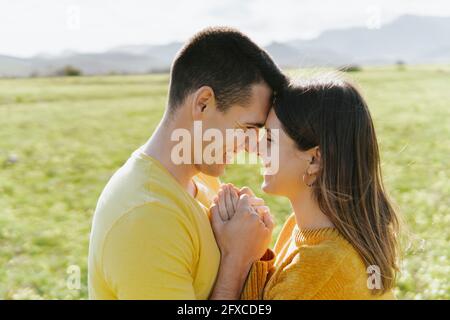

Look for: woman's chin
[261,176,275,194]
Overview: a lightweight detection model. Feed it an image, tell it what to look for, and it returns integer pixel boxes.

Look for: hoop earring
[302,159,315,187]
[302,171,315,187]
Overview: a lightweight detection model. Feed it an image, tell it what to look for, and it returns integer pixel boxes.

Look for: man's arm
[102,202,255,300]
[102,197,272,300]
[209,193,274,300]
[209,253,253,299]
[102,203,197,299]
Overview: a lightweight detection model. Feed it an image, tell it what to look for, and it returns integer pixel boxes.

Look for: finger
[210,204,224,231]
[229,184,240,212]
[254,205,270,218]
[248,206,259,217]
[230,187,239,212]
[236,194,250,215]
[218,184,227,196]
[218,189,229,220]
[228,183,240,194]
[224,186,235,218]
[263,211,275,231]
[239,186,255,197]
[249,197,265,207]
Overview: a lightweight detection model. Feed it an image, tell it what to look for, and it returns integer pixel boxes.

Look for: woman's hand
[212,184,270,221]
[208,185,274,299]
[210,191,274,266]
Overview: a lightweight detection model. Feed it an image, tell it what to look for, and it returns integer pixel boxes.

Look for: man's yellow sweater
[242,214,395,300]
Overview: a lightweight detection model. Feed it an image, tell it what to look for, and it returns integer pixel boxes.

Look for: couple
[88,27,399,300]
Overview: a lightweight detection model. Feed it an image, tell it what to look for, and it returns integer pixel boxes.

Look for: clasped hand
[210,184,274,265]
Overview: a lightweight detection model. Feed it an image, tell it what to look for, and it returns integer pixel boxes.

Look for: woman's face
[260,109,312,199]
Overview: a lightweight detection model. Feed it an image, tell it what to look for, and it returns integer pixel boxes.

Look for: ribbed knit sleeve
[263,245,351,300]
[240,223,396,300]
[240,249,276,300]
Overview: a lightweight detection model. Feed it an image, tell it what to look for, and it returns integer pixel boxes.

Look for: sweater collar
[293,225,341,246]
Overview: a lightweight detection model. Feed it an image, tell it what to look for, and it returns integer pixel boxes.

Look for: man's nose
[244,136,259,154]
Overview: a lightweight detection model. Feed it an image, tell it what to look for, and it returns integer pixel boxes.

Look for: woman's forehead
[264,109,281,129]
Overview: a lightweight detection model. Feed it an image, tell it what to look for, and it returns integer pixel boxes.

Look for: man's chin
[196,163,226,177]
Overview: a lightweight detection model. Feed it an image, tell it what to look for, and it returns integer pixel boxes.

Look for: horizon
[11,14,447,59]
[2,0,450,58]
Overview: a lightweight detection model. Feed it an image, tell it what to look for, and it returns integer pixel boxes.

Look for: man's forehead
[229,83,272,126]
[249,85,273,114]
[240,104,270,127]
[250,82,273,100]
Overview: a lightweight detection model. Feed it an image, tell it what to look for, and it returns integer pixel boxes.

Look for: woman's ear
[308,146,321,175]
[192,86,215,120]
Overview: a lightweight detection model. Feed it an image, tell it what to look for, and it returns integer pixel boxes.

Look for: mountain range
[1,15,449,77]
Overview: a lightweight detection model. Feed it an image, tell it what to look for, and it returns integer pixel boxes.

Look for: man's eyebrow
[243,122,265,128]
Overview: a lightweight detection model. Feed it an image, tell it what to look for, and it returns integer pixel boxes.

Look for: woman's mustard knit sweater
[241,214,395,300]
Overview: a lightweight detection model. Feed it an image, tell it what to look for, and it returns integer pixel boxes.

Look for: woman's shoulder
[293,227,357,259]
[264,229,377,299]
[290,230,361,273]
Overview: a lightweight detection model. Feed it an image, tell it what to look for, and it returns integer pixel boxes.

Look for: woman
[210,76,400,299]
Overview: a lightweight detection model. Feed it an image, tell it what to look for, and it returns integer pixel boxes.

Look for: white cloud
[0,0,449,57]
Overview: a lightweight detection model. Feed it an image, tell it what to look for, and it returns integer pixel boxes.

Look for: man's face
[196,82,272,177]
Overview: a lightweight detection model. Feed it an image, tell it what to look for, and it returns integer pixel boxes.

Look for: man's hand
[209,193,274,300]
[211,193,273,264]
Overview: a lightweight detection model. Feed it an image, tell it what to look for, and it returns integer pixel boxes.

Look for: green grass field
[0,66,449,299]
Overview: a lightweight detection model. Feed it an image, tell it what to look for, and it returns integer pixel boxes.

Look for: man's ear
[192,86,216,121]
[308,146,321,175]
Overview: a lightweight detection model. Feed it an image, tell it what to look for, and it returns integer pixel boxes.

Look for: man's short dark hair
[168,27,287,111]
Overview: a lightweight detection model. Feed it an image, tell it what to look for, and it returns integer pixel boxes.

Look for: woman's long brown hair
[273,76,400,294]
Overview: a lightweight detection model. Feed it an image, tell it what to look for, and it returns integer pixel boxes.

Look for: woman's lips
[263,164,271,175]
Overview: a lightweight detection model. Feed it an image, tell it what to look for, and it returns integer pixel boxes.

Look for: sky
[1,0,450,57]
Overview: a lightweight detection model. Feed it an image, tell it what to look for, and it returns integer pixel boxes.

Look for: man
[88,27,286,299]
